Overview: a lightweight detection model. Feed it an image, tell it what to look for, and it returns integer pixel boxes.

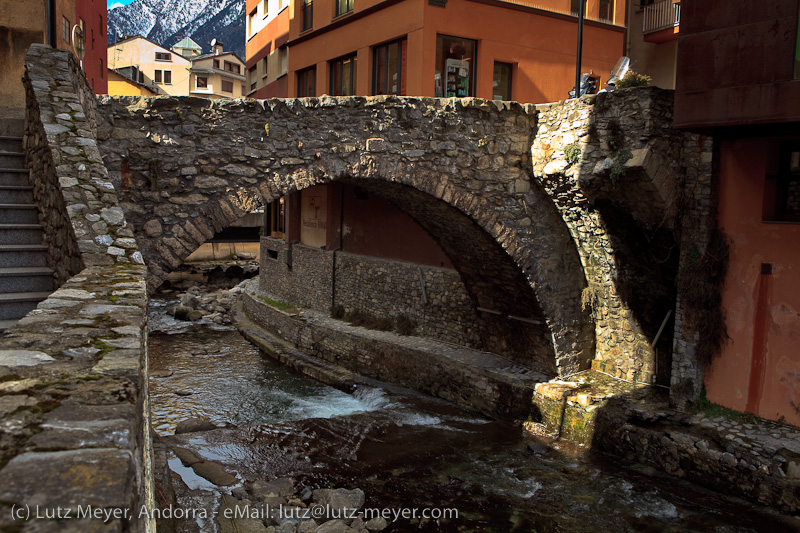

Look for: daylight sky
[108,0,135,9]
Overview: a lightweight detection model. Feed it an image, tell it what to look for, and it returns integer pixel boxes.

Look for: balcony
[643,0,680,43]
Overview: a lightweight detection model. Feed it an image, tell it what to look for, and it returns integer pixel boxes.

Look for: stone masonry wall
[242,285,541,420]
[260,238,482,348]
[0,46,153,533]
[259,237,334,312]
[333,251,482,348]
[670,135,717,406]
[532,88,689,383]
[96,95,591,375]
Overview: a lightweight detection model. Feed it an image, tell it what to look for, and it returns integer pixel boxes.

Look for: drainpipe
[574,0,586,99]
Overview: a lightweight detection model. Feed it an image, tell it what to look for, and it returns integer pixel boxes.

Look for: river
[148,294,796,532]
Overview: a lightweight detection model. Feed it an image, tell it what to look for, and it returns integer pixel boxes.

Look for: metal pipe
[476,307,503,316]
[508,315,544,325]
[574,0,586,99]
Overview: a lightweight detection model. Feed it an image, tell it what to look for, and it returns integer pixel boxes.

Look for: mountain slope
[108,0,245,60]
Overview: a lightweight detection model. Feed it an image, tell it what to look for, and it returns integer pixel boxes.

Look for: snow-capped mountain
[107,0,245,60]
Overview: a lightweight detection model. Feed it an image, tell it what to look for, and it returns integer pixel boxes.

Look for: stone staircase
[0,121,53,333]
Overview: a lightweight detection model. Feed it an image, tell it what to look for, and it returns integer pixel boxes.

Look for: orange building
[246,0,626,103]
[674,0,800,425]
[245,0,291,98]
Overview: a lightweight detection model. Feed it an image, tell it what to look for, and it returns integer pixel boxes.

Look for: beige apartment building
[108,35,191,95]
[107,36,246,98]
[188,41,247,99]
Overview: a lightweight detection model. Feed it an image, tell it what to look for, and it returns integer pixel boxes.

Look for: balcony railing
[643,0,680,34]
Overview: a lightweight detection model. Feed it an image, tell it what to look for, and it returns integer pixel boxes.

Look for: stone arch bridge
[0,47,715,531]
[95,87,688,384]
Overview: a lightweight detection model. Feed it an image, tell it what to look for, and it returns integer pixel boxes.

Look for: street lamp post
[574,0,586,98]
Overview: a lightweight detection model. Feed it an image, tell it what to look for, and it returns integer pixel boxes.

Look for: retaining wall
[0,45,153,532]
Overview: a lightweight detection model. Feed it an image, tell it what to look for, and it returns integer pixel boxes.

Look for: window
[330,54,356,96]
[62,17,70,43]
[599,0,613,21]
[213,59,220,69]
[249,66,257,91]
[99,14,103,36]
[266,197,286,238]
[248,9,257,36]
[155,52,172,61]
[222,79,234,93]
[164,70,171,84]
[224,61,241,74]
[196,76,208,89]
[155,69,162,83]
[262,57,268,78]
[764,142,800,222]
[435,35,477,98]
[302,0,313,32]
[492,62,512,101]
[263,0,268,16]
[99,58,103,77]
[335,0,353,17]
[373,39,405,95]
[297,66,315,97]
[571,0,584,15]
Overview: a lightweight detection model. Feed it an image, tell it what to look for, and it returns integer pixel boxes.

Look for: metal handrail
[643,0,680,34]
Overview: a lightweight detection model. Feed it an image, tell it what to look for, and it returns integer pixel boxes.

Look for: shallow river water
[148,296,797,532]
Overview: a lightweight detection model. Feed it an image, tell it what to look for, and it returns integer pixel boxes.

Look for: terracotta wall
[705,138,800,426]
[75,0,108,93]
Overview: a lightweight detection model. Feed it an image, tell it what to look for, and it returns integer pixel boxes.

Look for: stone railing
[0,45,153,532]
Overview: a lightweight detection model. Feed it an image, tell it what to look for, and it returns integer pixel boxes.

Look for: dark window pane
[493,62,512,100]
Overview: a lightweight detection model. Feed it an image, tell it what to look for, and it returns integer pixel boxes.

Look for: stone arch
[96,94,594,375]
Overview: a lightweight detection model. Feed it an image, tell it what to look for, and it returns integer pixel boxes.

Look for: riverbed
[149,294,797,532]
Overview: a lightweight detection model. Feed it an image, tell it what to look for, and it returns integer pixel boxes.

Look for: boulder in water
[175,416,218,434]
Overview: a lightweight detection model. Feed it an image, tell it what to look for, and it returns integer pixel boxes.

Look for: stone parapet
[0,45,153,533]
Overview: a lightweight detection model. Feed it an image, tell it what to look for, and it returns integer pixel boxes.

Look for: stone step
[0,185,33,204]
[0,267,54,293]
[0,119,24,137]
[0,291,51,321]
[0,244,48,268]
[0,224,44,245]
[0,137,23,152]
[0,169,29,187]
[0,319,18,333]
[0,204,39,224]
[0,153,25,168]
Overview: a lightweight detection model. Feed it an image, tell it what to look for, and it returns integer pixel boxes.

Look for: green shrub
[565,142,582,165]
[615,71,652,89]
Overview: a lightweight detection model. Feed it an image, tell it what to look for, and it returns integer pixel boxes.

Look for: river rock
[173,447,202,466]
[191,460,237,486]
[365,516,388,531]
[312,488,365,522]
[315,519,349,533]
[175,417,218,434]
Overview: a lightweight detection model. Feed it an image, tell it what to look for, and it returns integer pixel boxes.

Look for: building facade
[245,0,291,98]
[189,42,248,99]
[1,0,107,124]
[626,0,680,89]
[285,0,625,101]
[674,0,800,425]
[107,37,246,99]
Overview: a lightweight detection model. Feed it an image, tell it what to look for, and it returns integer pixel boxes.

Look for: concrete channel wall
[0,46,153,532]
